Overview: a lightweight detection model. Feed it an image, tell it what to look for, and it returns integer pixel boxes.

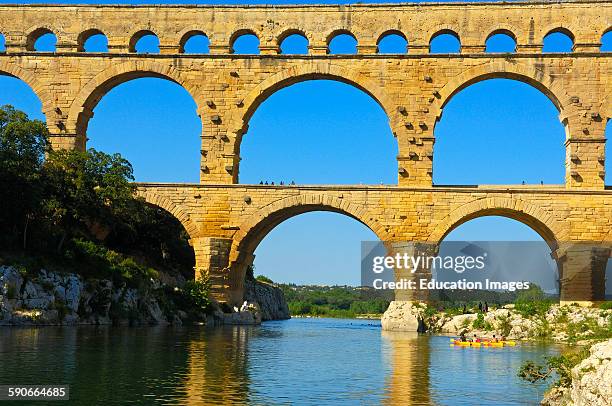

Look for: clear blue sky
[1,0,610,291]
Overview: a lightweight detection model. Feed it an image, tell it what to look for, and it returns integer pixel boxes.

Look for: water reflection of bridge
[183,327,252,404]
[180,326,433,405]
[382,331,431,405]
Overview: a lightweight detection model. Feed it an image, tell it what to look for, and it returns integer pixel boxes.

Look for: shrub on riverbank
[519,338,612,405]
[519,347,591,388]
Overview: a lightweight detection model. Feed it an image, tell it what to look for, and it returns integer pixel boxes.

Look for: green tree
[42,148,136,251]
[516,284,546,302]
[0,105,49,248]
[256,275,274,284]
[515,284,553,317]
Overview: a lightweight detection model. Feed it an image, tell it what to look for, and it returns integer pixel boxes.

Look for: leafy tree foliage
[519,348,590,388]
[42,149,136,251]
[277,283,392,317]
[0,105,48,248]
[0,105,195,282]
[514,285,554,317]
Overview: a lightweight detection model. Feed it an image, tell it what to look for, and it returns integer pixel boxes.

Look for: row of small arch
[4,26,612,54]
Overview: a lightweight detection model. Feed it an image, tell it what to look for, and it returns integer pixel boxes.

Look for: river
[0,318,561,405]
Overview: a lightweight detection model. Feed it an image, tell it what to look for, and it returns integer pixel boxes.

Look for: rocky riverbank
[419,302,611,343]
[0,265,290,326]
[541,339,612,406]
[244,276,290,321]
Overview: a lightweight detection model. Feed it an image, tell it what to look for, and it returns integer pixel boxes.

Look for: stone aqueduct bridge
[1,1,612,305]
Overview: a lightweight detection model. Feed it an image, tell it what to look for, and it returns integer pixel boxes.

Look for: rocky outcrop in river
[244,277,290,321]
[542,339,612,406]
[381,301,421,331]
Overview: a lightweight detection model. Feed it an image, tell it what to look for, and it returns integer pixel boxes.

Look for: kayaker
[460,331,467,342]
[492,334,498,342]
[473,334,479,343]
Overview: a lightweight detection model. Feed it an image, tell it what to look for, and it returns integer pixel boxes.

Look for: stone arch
[66,60,203,148]
[482,25,522,46]
[427,196,565,250]
[232,62,400,140]
[135,189,200,239]
[601,26,612,49]
[129,29,159,53]
[229,193,388,267]
[541,25,576,45]
[376,29,408,53]
[428,24,462,39]
[229,28,260,53]
[326,28,358,45]
[276,28,311,48]
[430,61,577,129]
[376,29,408,44]
[0,60,53,119]
[77,28,107,52]
[428,27,462,52]
[25,26,57,51]
[178,29,208,53]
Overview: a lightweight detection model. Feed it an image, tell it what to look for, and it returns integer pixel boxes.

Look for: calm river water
[0,318,561,405]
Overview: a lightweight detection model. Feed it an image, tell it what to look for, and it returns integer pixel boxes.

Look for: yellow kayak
[483,342,504,347]
[451,340,482,347]
[449,338,516,347]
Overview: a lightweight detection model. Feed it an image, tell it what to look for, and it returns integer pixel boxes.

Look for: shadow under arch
[135,188,200,240]
[229,29,259,54]
[129,30,159,53]
[178,30,208,54]
[67,61,202,150]
[25,27,56,51]
[77,28,107,52]
[226,194,387,301]
[232,63,399,151]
